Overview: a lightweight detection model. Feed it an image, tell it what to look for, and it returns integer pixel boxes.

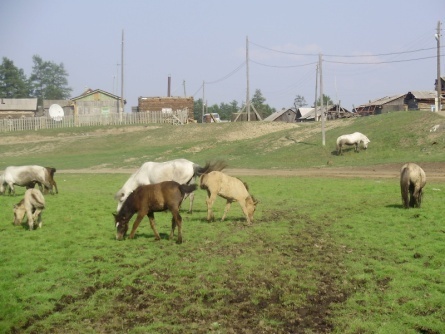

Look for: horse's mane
[235,177,249,191]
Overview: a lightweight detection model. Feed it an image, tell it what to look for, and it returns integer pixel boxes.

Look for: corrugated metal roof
[0,98,38,111]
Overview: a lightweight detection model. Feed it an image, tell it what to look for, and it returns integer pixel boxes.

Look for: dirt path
[59,162,445,181]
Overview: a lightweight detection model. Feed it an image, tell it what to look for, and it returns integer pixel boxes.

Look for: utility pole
[319,53,325,146]
[246,36,250,121]
[436,21,442,112]
[314,63,318,122]
[121,30,125,115]
[202,80,205,123]
[183,80,186,97]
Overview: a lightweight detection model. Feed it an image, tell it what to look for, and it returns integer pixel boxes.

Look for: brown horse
[200,171,258,225]
[113,181,197,243]
[400,163,426,208]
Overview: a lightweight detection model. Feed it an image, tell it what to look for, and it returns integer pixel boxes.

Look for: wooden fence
[0,109,190,133]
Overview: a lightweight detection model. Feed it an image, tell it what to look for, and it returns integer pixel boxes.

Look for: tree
[29,55,72,103]
[251,89,275,118]
[193,98,204,122]
[0,57,31,98]
[294,95,307,109]
[316,94,334,107]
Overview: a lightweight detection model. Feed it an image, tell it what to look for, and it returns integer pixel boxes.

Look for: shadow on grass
[385,204,405,209]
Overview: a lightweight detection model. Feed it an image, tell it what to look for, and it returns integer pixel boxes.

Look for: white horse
[114,159,226,213]
[0,165,54,195]
[336,132,370,155]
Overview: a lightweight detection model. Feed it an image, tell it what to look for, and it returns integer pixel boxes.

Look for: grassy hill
[0,110,444,170]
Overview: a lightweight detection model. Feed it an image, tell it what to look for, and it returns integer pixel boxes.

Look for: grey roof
[409,91,437,100]
[263,108,296,121]
[0,98,38,111]
[357,91,437,108]
[358,94,405,107]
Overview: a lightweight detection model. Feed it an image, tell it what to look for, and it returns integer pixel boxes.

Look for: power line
[205,61,245,84]
[250,59,317,68]
[325,55,437,65]
[250,40,443,58]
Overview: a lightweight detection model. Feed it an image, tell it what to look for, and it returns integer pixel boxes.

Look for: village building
[354,91,438,116]
[263,108,298,123]
[0,98,38,119]
[296,105,353,122]
[71,88,122,116]
[136,96,194,121]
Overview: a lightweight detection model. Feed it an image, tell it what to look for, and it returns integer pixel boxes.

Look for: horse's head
[113,212,130,240]
[246,196,259,222]
[13,201,26,225]
[362,137,370,149]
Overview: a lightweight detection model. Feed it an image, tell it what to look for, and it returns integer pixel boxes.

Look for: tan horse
[13,188,45,230]
[400,163,426,208]
[200,171,258,225]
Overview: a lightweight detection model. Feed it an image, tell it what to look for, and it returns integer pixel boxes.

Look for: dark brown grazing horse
[400,163,426,208]
[113,181,197,243]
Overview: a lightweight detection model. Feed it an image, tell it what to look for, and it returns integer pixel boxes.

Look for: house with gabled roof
[263,108,297,122]
[354,91,438,116]
[71,88,123,115]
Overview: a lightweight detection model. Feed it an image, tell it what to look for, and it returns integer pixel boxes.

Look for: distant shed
[0,98,38,119]
[137,96,194,120]
[263,108,297,123]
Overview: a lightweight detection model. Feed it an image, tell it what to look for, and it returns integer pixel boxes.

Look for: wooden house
[137,96,194,120]
[403,91,438,111]
[0,98,38,119]
[355,91,438,116]
[263,108,298,123]
[71,89,122,116]
[354,94,405,116]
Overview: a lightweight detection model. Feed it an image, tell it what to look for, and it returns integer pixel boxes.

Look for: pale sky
[1,0,444,112]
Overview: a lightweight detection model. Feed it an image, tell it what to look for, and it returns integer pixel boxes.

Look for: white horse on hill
[336,132,370,155]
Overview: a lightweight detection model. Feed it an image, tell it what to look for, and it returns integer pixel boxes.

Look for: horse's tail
[199,173,209,190]
[193,160,227,177]
[46,167,57,177]
[400,167,410,208]
[179,184,197,197]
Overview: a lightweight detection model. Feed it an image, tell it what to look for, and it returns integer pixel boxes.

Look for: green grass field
[0,111,444,333]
